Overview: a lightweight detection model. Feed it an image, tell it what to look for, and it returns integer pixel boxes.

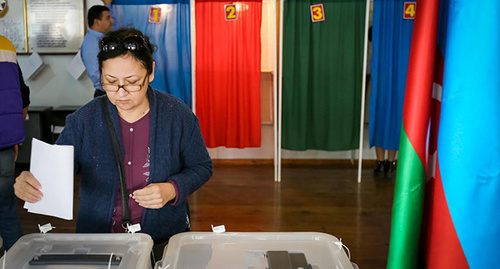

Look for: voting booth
[155,232,355,269]
[0,233,153,268]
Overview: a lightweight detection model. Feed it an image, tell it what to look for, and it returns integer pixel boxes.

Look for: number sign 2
[225,4,237,21]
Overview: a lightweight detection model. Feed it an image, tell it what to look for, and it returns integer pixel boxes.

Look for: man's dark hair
[87,5,110,28]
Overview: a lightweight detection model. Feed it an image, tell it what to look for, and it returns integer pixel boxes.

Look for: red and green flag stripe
[386,0,440,268]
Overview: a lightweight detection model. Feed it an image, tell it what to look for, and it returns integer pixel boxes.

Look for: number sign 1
[149,7,161,24]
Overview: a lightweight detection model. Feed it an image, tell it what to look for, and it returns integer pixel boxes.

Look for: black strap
[101,97,131,228]
[29,254,122,266]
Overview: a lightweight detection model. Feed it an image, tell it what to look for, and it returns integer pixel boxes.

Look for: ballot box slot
[266,251,312,269]
[29,254,122,266]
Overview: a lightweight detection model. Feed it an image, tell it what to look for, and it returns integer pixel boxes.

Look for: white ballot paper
[24,138,74,220]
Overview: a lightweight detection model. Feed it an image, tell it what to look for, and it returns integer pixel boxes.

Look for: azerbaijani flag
[422,0,500,268]
[387,0,500,268]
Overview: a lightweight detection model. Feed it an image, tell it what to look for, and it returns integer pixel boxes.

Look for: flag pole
[190,0,196,114]
[276,0,284,182]
[357,0,371,183]
[273,0,279,182]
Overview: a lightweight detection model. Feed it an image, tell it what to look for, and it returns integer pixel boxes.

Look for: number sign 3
[310,4,325,23]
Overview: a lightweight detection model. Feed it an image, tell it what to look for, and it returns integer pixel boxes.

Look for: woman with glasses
[14,28,213,259]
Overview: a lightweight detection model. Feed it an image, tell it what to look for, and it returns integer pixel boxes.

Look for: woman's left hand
[132,182,176,209]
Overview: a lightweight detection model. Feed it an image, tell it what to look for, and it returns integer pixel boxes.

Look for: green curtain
[282,0,366,151]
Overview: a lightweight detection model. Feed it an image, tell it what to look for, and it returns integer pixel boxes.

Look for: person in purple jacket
[14,28,212,261]
[0,35,30,251]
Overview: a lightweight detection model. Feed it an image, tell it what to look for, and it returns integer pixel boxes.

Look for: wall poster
[0,0,28,52]
[26,0,84,53]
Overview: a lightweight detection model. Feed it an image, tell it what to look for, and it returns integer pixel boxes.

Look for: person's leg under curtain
[374,147,386,176]
[385,150,398,178]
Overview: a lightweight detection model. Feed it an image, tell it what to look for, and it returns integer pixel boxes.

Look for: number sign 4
[403,2,416,20]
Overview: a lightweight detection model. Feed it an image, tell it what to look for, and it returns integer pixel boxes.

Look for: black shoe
[374,161,384,177]
[385,160,397,178]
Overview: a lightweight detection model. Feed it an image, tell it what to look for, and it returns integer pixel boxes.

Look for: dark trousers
[150,227,190,265]
[151,239,169,265]
[0,148,23,250]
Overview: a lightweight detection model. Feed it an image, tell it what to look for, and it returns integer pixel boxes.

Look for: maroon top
[111,112,150,233]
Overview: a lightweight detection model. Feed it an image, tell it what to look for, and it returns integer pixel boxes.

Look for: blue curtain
[111,0,192,107]
[369,0,415,150]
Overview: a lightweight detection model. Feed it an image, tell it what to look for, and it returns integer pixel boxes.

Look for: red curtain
[195,0,262,148]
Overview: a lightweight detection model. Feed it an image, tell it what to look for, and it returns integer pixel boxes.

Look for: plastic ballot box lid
[155,232,354,269]
[0,233,153,269]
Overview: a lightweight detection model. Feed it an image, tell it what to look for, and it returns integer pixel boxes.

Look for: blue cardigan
[57,88,212,243]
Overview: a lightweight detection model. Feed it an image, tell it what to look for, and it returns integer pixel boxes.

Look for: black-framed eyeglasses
[100,75,149,93]
[100,35,150,53]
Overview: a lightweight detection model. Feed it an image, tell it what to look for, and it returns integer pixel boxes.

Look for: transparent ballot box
[155,232,354,269]
[0,233,153,269]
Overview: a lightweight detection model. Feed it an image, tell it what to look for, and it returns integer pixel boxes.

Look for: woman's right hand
[14,171,43,203]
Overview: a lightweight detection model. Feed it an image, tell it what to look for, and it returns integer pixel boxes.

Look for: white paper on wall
[67,50,86,80]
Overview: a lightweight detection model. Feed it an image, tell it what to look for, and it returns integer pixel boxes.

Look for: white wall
[18,54,95,107]
[17,0,377,160]
[207,124,376,160]
[17,0,102,107]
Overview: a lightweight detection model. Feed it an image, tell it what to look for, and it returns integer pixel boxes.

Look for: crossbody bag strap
[101,97,131,229]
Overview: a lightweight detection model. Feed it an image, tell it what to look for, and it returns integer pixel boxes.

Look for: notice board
[0,0,84,53]
[0,0,27,52]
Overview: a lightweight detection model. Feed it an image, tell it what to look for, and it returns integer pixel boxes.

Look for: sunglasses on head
[100,35,150,52]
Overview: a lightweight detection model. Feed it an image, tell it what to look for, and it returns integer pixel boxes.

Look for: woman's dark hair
[98,28,156,76]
